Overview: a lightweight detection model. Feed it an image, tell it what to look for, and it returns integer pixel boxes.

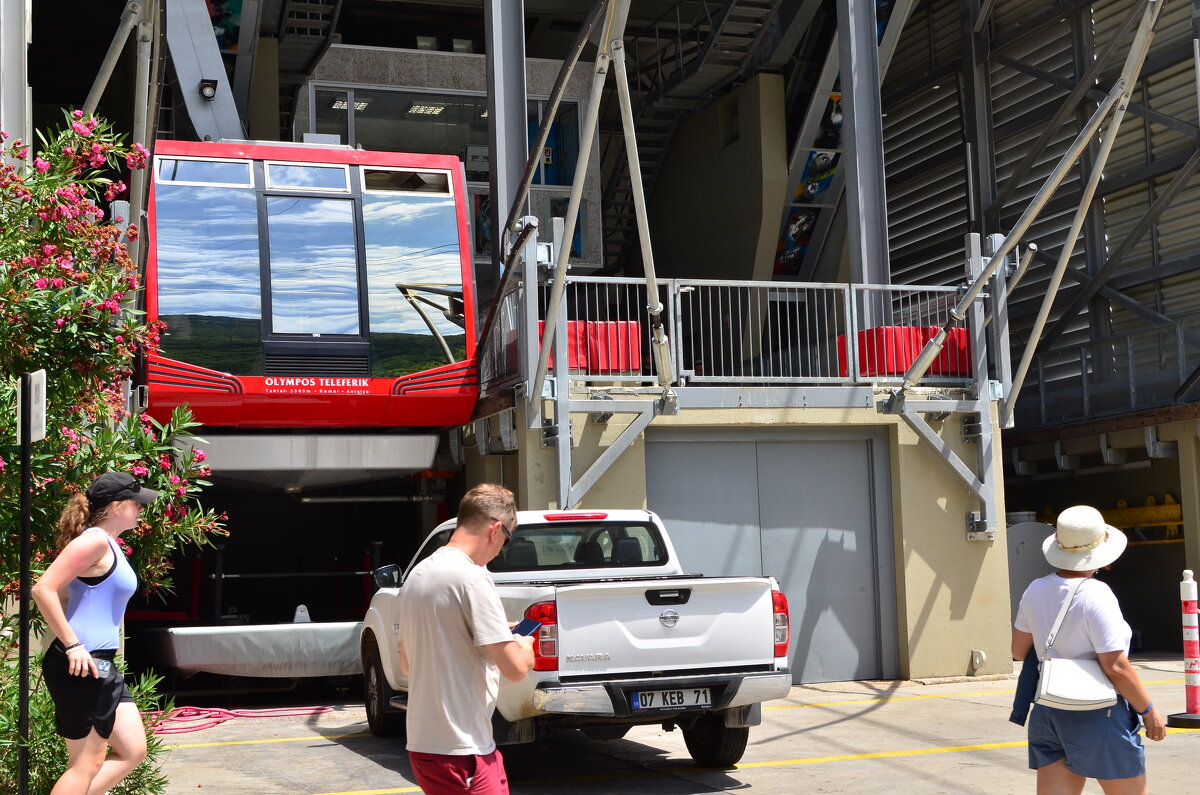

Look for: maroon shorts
[408,748,508,795]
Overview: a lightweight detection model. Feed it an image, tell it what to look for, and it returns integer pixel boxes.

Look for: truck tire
[363,640,405,737]
[682,713,749,767]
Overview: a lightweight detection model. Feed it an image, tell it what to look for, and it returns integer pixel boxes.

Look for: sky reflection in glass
[363,193,462,336]
[266,196,360,335]
[155,184,261,318]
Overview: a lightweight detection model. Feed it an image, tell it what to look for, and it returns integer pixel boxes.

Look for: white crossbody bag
[1033,577,1119,711]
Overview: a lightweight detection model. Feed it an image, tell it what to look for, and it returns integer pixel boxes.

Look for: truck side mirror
[374,564,401,589]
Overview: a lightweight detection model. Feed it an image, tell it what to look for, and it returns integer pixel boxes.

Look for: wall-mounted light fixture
[198,79,219,101]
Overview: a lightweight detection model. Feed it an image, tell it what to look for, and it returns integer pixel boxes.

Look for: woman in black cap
[31,471,160,795]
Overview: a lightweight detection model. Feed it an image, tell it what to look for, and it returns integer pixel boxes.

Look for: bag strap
[1041,577,1086,662]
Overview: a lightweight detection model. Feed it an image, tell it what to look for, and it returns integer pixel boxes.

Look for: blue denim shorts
[1027,699,1145,780]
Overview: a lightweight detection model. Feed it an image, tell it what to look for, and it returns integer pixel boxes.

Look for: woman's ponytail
[55,493,95,550]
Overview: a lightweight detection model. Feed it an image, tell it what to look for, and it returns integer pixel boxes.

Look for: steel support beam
[987,0,1147,216]
[1040,144,1200,351]
[164,0,243,141]
[892,0,1163,399]
[992,52,1199,138]
[563,401,659,508]
[483,0,529,325]
[835,0,890,286]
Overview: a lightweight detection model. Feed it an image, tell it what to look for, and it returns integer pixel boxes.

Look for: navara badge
[659,609,679,627]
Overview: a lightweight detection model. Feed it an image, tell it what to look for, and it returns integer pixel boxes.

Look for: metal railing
[479,275,984,393]
[1017,321,1200,427]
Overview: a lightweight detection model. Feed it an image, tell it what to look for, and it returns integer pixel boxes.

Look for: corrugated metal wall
[882,0,1200,426]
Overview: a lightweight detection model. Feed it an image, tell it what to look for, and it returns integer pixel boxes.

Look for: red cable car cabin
[144,141,478,428]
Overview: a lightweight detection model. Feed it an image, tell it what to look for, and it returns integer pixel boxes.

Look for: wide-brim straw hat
[1043,505,1127,571]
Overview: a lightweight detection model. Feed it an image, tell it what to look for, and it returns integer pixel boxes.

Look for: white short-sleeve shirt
[1014,574,1131,660]
[399,546,514,755]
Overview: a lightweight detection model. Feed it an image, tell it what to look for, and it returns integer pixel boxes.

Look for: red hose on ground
[146,705,334,735]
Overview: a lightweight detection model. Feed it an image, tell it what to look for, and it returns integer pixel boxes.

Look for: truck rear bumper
[531,670,791,718]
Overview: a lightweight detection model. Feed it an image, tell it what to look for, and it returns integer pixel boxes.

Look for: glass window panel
[362,193,465,376]
[266,163,349,191]
[157,158,251,186]
[153,183,263,374]
[266,196,360,335]
[548,102,580,187]
[351,89,489,159]
[314,89,349,144]
[363,168,451,194]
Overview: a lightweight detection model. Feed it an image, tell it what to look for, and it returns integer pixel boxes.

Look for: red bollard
[1167,569,1200,728]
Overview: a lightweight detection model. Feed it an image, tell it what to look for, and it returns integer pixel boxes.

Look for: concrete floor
[158,656,1197,793]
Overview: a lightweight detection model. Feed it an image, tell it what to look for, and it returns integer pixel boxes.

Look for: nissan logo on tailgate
[659,609,679,628]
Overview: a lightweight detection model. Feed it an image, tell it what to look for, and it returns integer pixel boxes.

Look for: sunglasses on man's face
[492,517,514,546]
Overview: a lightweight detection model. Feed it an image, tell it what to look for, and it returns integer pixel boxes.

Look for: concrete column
[0,0,30,148]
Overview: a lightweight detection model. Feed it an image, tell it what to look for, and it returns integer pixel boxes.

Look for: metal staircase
[600,0,782,273]
[772,0,916,282]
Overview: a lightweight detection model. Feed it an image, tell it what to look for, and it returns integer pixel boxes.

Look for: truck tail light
[772,590,790,659]
[524,601,558,671]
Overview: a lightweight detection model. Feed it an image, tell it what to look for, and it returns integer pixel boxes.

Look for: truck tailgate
[554,578,776,676]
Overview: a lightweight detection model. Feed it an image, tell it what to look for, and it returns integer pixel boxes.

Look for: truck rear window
[489,521,666,573]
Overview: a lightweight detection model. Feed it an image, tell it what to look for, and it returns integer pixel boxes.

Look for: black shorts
[42,641,134,740]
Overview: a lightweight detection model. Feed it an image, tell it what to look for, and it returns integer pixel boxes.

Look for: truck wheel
[682,713,749,767]
[363,641,405,737]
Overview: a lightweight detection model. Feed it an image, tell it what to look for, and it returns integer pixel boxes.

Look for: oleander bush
[0,111,226,792]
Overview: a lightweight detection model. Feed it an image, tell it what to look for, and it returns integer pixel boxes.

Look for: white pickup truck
[359,509,792,767]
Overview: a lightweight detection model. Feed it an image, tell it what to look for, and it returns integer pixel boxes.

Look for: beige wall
[649,73,788,281]
[465,393,1013,680]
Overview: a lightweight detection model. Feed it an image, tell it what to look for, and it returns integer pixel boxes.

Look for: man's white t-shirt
[399,546,514,755]
[1014,574,1131,660]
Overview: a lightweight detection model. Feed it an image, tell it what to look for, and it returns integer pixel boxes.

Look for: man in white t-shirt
[398,484,535,795]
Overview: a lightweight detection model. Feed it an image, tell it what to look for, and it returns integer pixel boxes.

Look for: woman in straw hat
[1011,505,1166,794]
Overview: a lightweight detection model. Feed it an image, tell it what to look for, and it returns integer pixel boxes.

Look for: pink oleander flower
[72,109,84,119]
[33,277,47,289]
[132,464,149,477]
[175,487,188,497]
[65,442,79,455]
[158,455,172,470]
[55,317,66,327]
[0,455,6,471]
[71,122,90,136]
[33,157,50,173]
[169,474,181,485]
[194,450,207,463]
[126,142,149,170]
[50,277,64,288]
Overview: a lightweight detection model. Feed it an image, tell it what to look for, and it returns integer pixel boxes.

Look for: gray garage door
[646,427,898,684]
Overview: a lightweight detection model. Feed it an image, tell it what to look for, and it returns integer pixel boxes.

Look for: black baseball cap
[86,472,161,507]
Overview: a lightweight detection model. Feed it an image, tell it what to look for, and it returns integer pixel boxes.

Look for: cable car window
[266,196,360,335]
[266,163,350,191]
[156,158,252,186]
[363,193,465,376]
[154,183,263,374]
[362,168,451,194]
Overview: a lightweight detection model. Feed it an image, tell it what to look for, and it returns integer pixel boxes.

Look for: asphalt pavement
[158,655,1197,794]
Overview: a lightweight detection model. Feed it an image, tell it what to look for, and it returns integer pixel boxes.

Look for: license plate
[632,687,711,710]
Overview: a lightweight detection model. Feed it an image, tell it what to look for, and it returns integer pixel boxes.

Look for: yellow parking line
[738,726,1199,770]
[766,679,1184,710]
[163,732,372,749]
[310,789,421,795]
